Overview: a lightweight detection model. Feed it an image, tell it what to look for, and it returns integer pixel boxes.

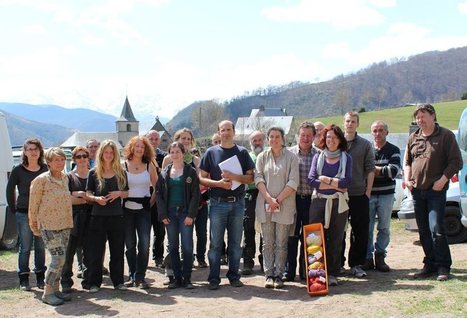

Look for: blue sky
[1,0,467,120]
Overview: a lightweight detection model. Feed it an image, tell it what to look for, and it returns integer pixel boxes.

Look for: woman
[6,138,47,291]
[162,128,208,268]
[308,124,352,287]
[85,139,129,293]
[156,142,200,289]
[29,147,73,306]
[61,146,92,293]
[255,127,299,289]
[123,136,158,289]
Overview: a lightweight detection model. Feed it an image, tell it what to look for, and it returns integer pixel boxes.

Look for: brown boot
[375,253,390,272]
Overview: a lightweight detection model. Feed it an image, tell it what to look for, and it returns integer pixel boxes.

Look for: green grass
[308,100,467,133]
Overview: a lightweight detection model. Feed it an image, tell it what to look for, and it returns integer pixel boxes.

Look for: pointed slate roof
[118,96,137,121]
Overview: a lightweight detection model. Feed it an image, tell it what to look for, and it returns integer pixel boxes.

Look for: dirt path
[0,219,466,318]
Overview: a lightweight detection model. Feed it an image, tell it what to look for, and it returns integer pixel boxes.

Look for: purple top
[308,152,352,195]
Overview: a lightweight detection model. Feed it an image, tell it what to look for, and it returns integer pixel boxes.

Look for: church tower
[116,96,139,147]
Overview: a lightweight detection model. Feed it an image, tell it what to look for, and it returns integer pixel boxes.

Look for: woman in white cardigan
[255,127,299,289]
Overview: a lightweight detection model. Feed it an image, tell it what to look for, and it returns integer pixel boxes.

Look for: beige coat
[255,147,299,229]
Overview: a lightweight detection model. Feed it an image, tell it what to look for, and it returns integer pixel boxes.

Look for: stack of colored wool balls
[306,232,326,292]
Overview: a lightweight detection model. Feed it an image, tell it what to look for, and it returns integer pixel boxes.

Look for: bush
[461,92,467,100]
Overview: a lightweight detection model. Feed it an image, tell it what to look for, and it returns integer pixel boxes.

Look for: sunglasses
[74,154,89,159]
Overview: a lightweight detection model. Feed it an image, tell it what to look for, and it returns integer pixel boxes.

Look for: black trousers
[151,204,166,261]
[285,195,311,279]
[84,215,125,288]
[243,189,259,267]
[342,194,370,268]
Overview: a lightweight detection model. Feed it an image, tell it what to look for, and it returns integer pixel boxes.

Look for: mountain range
[0,103,167,147]
[167,46,467,133]
[3,46,467,145]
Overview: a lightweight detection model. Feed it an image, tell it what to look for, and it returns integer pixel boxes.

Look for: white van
[0,112,17,249]
[457,108,467,228]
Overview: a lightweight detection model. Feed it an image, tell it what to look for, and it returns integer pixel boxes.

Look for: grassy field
[307,100,467,133]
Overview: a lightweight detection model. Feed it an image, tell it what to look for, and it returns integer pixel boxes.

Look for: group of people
[6,103,462,305]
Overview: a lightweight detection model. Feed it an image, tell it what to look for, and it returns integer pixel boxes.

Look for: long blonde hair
[95,139,127,191]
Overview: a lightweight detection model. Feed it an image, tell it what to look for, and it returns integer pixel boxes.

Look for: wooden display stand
[303,223,329,296]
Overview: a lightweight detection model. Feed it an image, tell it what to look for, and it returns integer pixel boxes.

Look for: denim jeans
[15,212,46,274]
[367,194,394,258]
[151,203,165,261]
[195,204,208,262]
[124,208,151,282]
[412,188,452,269]
[208,196,245,284]
[165,206,194,279]
[285,194,311,279]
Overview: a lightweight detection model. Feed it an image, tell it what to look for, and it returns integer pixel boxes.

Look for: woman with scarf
[308,124,352,287]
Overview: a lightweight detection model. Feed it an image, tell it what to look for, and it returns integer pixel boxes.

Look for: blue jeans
[165,206,194,279]
[412,188,452,269]
[16,212,46,275]
[195,204,208,262]
[208,196,244,284]
[124,208,151,282]
[367,194,394,258]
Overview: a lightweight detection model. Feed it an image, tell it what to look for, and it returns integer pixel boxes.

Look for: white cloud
[458,2,467,15]
[323,22,467,71]
[261,0,388,29]
[19,24,46,34]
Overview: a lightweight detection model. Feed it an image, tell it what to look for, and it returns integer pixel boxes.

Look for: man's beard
[252,145,263,155]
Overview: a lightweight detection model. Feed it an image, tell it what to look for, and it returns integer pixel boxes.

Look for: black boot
[362,258,375,271]
[168,277,182,289]
[36,271,46,289]
[374,253,390,272]
[19,273,31,291]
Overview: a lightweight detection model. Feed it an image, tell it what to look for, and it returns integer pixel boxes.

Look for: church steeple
[116,96,139,147]
[119,96,137,121]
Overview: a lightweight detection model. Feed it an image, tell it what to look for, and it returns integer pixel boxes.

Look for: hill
[167,46,467,132]
[0,102,116,132]
[2,110,75,147]
[309,100,467,134]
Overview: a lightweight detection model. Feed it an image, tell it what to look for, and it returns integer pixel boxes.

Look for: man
[242,130,265,275]
[404,104,462,281]
[86,139,100,168]
[146,130,167,267]
[313,121,325,150]
[199,120,255,290]
[363,120,401,272]
[285,121,317,281]
[343,111,375,278]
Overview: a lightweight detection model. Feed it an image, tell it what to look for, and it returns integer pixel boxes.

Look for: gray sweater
[347,133,375,196]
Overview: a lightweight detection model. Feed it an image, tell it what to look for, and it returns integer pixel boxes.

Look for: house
[235,105,294,146]
[147,116,172,151]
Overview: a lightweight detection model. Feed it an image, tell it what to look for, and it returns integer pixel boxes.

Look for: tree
[190,100,225,137]
[461,92,467,100]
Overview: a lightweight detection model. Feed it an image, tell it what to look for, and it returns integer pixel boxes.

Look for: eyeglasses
[74,154,89,159]
[26,147,39,152]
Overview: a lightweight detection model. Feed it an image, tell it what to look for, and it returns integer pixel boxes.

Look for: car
[0,112,17,250]
[397,178,467,244]
[457,108,467,228]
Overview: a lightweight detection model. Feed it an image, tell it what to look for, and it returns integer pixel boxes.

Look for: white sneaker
[351,265,367,278]
[328,275,338,286]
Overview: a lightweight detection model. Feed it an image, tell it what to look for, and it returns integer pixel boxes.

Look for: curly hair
[316,124,348,152]
[123,136,155,163]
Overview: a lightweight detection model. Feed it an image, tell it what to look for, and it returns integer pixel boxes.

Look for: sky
[1,0,467,120]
